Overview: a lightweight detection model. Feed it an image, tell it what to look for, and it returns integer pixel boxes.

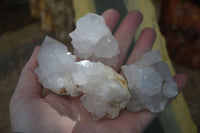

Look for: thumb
[14,46,42,98]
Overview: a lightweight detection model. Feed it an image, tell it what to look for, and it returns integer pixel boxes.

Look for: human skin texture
[10,9,187,133]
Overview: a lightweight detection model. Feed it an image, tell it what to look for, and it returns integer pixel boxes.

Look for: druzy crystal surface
[35,36,130,120]
[69,13,119,66]
[74,60,130,120]
[122,50,178,112]
[35,36,79,96]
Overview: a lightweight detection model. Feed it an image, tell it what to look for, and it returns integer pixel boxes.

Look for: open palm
[10,9,187,133]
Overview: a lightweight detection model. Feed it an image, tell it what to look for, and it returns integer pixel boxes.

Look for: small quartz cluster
[35,13,178,120]
[35,37,79,96]
[69,13,119,67]
[122,50,178,112]
[35,36,130,120]
[74,60,130,120]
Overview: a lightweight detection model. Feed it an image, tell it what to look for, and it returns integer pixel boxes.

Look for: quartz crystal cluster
[69,13,119,67]
[35,36,79,96]
[74,60,130,120]
[35,36,130,120]
[122,50,178,112]
[35,13,179,120]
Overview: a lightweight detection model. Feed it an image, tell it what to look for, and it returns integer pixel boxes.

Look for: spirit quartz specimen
[122,50,178,112]
[69,13,119,67]
[35,36,79,96]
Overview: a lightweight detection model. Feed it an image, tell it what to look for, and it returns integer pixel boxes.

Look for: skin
[10,9,187,133]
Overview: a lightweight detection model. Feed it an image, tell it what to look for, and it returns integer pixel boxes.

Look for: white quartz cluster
[35,37,79,96]
[74,60,130,120]
[69,13,119,67]
[122,50,178,112]
[35,36,130,120]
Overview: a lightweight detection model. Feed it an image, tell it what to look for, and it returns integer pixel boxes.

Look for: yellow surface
[73,0,96,21]
[123,0,197,132]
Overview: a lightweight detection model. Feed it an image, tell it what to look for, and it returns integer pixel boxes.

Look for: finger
[114,11,143,71]
[15,46,42,98]
[173,73,187,92]
[118,26,184,131]
[126,28,156,65]
[102,9,120,31]
[24,46,40,71]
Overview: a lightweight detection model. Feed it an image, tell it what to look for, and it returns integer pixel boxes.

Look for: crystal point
[35,36,79,96]
[69,13,119,66]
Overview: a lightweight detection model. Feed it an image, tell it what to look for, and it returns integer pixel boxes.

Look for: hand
[10,9,187,133]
